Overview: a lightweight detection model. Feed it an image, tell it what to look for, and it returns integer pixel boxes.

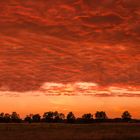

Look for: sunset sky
[0,0,140,118]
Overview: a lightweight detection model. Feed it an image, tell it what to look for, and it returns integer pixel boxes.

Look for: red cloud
[0,0,139,92]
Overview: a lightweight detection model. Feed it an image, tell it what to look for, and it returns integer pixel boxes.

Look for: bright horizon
[0,82,140,119]
[0,1,139,119]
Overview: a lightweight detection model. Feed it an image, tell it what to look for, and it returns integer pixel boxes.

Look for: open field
[0,123,140,140]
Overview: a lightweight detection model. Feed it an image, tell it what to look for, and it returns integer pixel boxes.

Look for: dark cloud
[122,0,140,9]
[0,0,139,92]
[80,14,123,25]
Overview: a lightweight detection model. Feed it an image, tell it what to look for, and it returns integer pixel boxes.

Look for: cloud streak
[0,0,139,93]
[0,82,139,97]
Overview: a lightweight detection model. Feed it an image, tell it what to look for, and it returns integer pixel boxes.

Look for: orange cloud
[0,0,139,93]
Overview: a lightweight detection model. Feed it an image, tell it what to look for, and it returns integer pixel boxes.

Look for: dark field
[0,123,140,140]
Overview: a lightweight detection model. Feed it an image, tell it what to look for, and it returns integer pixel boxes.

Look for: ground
[0,123,140,140]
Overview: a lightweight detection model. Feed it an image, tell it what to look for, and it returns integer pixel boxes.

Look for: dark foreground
[0,123,140,140]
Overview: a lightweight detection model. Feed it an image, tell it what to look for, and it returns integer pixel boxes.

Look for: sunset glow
[0,0,139,118]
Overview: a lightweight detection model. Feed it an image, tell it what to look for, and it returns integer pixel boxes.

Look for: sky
[0,0,140,118]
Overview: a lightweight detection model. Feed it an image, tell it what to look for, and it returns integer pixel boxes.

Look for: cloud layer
[0,82,139,97]
[0,0,139,92]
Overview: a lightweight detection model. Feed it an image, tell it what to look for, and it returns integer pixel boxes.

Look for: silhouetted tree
[24,115,32,123]
[82,113,93,123]
[53,111,65,122]
[82,113,93,120]
[53,111,59,121]
[43,111,54,122]
[121,111,132,122]
[32,114,41,122]
[4,113,11,123]
[59,113,65,120]
[11,112,21,123]
[43,111,65,122]
[67,112,75,123]
[0,113,4,122]
[95,111,108,121]
[0,110,137,123]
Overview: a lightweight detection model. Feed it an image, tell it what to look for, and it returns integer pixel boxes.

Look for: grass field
[0,123,140,140]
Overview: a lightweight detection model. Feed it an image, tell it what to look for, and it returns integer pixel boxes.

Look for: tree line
[0,111,139,123]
